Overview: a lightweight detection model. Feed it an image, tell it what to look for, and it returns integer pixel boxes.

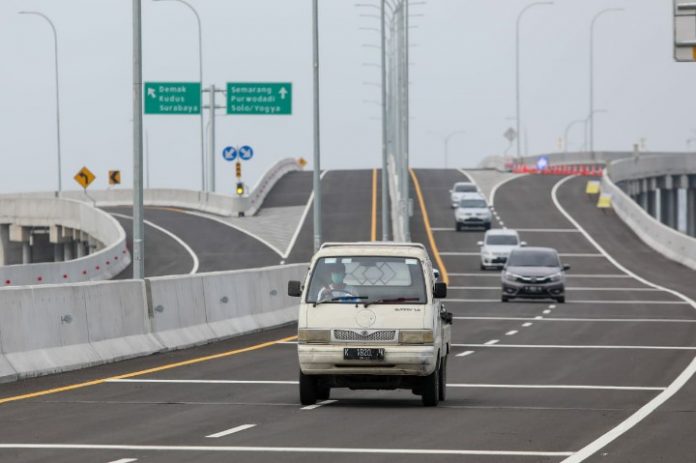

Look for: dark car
[500,247,570,303]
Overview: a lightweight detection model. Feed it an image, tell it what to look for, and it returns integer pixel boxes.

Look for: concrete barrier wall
[603,155,696,271]
[0,197,131,286]
[0,263,307,382]
[478,151,692,171]
[6,158,303,217]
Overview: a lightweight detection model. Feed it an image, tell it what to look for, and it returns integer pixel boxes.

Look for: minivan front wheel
[421,365,440,407]
[299,371,317,406]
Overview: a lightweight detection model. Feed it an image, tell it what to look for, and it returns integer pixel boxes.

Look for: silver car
[454,193,492,231]
[501,247,570,303]
[450,182,479,208]
[478,229,526,270]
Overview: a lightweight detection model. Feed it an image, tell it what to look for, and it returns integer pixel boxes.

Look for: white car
[288,242,452,407]
[455,193,492,231]
[478,229,526,270]
[450,182,479,208]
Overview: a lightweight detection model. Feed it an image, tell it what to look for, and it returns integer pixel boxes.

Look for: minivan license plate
[344,348,384,361]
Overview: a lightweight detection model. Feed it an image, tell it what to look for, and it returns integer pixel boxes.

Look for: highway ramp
[0,169,694,462]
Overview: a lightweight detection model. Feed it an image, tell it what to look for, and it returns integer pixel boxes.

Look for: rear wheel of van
[438,357,447,401]
[299,371,317,406]
[421,365,440,407]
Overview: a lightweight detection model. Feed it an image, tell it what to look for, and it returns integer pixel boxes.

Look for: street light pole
[589,8,623,158]
[380,0,390,241]
[563,119,585,152]
[312,0,322,252]
[19,11,63,194]
[132,0,145,280]
[153,0,206,192]
[515,1,553,159]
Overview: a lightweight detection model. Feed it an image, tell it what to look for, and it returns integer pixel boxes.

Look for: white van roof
[316,242,430,260]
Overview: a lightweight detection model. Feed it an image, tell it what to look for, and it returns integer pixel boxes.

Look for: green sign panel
[144,82,201,115]
[227,82,292,115]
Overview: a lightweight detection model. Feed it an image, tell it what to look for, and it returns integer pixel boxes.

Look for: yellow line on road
[371,169,378,241]
[409,169,449,285]
[0,335,298,406]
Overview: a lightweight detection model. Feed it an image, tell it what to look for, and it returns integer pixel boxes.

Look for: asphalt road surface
[0,169,694,462]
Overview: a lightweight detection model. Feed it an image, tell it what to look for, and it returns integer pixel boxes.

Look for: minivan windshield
[306,256,427,305]
[458,199,487,208]
[486,235,519,246]
[454,184,477,193]
[507,250,560,267]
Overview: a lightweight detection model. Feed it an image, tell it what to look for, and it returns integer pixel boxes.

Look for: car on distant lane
[454,193,492,231]
[501,247,569,303]
[478,229,526,270]
[450,182,479,208]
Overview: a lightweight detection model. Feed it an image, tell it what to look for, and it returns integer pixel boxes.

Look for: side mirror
[288,280,302,297]
[563,264,571,271]
[433,269,441,281]
[520,241,528,247]
[477,241,484,246]
[433,282,447,299]
[440,311,453,325]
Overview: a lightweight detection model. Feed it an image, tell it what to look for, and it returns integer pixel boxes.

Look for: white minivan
[288,242,452,407]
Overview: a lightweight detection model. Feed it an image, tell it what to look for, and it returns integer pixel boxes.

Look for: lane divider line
[371,168,378,242]
[484,340,499,345]
[0,335,298,406]
[206,424,257,439]
[550,175,696,463]
[446,299,689,305]
[106,379,299,385]
[110,212,199,274]
[0,443,575,457]
[454,317,696,324]
[522,323,533,327]
[446,384,666,392]
[456,351,475,358]
[301,399,336,410]
[107,459,138,463]
[505,330,518,336]
[409,169,449,285]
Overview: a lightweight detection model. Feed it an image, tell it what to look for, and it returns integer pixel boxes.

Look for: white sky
[1,0,695,194]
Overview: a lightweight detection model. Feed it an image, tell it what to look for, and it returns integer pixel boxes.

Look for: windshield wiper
[364,297,421,307]
[313,296,368,307]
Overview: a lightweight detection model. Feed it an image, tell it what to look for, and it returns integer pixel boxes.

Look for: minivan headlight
[549,272,563,282]
[298,329,331,344]
[399,330,434,344]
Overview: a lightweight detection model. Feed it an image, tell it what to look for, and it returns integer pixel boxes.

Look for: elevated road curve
[0,169,694,462]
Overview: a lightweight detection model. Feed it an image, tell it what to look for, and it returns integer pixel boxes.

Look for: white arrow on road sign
[147,88,157,98]
[279,87,288,100]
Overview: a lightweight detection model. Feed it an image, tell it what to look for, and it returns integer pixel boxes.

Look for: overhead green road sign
[227,82,292,115]
[144,82,201,115]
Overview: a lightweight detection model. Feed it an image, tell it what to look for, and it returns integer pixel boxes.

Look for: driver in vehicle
[317,263,357,302]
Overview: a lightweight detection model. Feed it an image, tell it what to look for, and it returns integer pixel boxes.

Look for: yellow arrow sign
[585,180,600,195]
[109,170,121,186]
[297,157,308,169]
[597,194,612,209]
[74,166,96,189]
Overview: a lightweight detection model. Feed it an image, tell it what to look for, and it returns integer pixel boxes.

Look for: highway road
[0,169,694,462]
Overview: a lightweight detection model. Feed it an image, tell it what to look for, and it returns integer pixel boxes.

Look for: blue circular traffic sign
[222,146,238,162]
[239,145,254,161]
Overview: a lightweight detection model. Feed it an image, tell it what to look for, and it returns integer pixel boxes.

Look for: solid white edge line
[283,170,329,259]
[206,424,256,439]
[0,444,574,457]
[453,344,696,350]
[178,209,285,258]
[551,175,696,463]
[448,273,632,278]
[446,384,665,391]
[454,316,696,323]
[110,212,199,274]
[301,399,337,410]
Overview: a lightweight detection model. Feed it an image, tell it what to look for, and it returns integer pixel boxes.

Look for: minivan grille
[333,330,396,342]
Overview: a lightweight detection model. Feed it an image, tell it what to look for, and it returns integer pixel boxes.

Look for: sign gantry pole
[312,0,322,252]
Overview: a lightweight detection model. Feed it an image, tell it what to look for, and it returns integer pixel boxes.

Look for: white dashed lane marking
[484,340,500,345]
[206,424,256,439]
[301,400,337,410]
[456,350,475,358]
[505,330,519,336]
